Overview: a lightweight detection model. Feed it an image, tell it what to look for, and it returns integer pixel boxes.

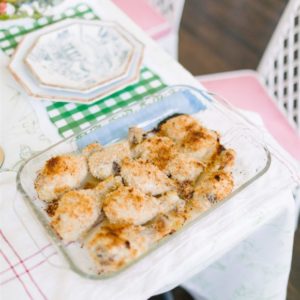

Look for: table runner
[0,4,97,56]
[0,3,166,137]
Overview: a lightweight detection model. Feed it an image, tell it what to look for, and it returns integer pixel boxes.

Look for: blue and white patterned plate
[9,19,144,103]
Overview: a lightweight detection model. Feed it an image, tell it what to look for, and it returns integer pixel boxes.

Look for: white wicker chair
[113,0,185,59]
[147,0,185,59]
[198,0,300,161]
[147,0,185,33]
[258,0,300,133]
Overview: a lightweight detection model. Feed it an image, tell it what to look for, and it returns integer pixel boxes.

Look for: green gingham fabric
[46,68,166,137]
[0,4,98,56]
[0,3,167,137]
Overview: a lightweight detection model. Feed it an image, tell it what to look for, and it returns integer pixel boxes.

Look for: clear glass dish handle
[203,91,300,185]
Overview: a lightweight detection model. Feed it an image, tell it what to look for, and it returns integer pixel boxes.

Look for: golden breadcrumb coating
[179,126,220,163]
[120,157,175,195]
[131,135,177,170]
[103,186,159,225]
[103,186,183,225]
[88,141,130,180]
[209,148,236,172]
[166,153,204,182]
[157,115,220,164]
[129,128,205,199]
[128,127,145,146]
[146,210,186,241]
[93,175,122,195]
[189,147,235,215]
[192,171,234,211]
[81,143,103,157]
[157,114,200,143]
[51,189,102,242]
[84,222,151,274]
[34,155,88,202]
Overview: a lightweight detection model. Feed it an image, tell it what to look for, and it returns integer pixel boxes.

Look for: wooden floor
[179,0,288,75]
[174,1,300,300]
[289,227,300,300]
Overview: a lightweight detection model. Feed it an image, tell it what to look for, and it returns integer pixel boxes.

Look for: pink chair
[199,70,300,160]
[197,0,300,161]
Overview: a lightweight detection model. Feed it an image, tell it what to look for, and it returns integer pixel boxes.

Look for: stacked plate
[9,19,144,104]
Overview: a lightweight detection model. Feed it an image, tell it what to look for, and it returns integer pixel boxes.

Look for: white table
[0,1,298,299]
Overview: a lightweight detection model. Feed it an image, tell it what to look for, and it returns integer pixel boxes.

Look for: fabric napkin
[0,53,58,172]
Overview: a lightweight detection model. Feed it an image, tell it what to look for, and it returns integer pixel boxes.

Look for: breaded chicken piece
[208,148,236,172]
[129,129,204,179]
[81,143,103,157]
[80,176,123,207]
[187,148,235,219]
[103,187,183,225]
[128,131,204,199]
[183,197,212,222]
[51,189,102,242]
[131,135,177,171]
[157,115,220,164]
[157,149,235,224]
[84,222,151,274]
[193,171,234,209]
[128,127,145,146]
[103,186,159,225]
[120,158,174,195]
[179,127,220,163]
[146,210,186,241]
[165,153,204,200]
[35,155,88,202]
[88,141,130,180]
[95,176,123,196]
[157,190,185,214]
[166,153,204,182]
[158,114,200,143]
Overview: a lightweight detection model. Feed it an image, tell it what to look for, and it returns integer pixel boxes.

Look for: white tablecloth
[182,184,296,300]
[0,1,299,300]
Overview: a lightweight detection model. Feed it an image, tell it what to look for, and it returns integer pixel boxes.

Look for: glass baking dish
[16,85,275,279]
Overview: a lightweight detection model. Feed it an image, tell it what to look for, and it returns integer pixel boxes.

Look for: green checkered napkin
[0,3,167,137]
